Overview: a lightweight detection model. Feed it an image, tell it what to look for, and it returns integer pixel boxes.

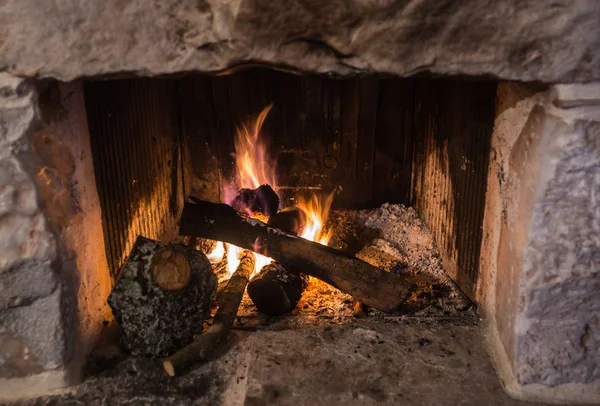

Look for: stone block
[0,212,56,271]
[0,260,58,309]
[0,1,599,82]
[0,73,36,149]
[0,157,38,217]
[0,288,66,377]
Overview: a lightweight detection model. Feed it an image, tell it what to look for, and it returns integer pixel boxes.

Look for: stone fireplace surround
[0,0,599,403]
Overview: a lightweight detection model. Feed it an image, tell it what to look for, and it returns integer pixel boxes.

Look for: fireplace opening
[80,68,496,324]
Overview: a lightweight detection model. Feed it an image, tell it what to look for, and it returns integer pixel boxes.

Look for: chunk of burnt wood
[267,207,306,236]
[107,236,217,357]
[231,184,279,217]
[248,262,309,316]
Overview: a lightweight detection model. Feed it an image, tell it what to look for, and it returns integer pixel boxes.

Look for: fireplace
[0,0,599,403]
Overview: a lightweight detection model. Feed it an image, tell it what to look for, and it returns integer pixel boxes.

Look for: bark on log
[179,200,412,312]
[163,251,254,376]
[108,237,217,357]
[248,262,309,316]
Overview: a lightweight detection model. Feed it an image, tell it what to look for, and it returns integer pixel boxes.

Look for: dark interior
[83,68,497,300]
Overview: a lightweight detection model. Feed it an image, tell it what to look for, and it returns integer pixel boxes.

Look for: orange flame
[216,104,334,279]
[206,241,225,264]
[224,105,277,204]
[297,192,335,245]
[220,106,276,277]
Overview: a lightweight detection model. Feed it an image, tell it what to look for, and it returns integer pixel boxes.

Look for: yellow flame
[297,192,335,245]
[225,243,243,276]
[216,104,335,281]
[253,253,272,276]
[206,241,225,263]
[222,243,272,278]
[229,104,276,193]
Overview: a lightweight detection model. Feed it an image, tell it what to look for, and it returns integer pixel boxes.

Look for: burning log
[248,262,309,316]
[108,237,217,357]
[231,184,279,217]
[247,207,309,316]
[267,207,306,236]
[179,200,412,312]
[163,251,255,376]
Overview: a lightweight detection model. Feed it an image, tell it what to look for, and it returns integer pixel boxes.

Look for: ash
[234,202,475,328]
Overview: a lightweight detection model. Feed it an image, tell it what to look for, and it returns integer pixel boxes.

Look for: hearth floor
[7,318,560,406]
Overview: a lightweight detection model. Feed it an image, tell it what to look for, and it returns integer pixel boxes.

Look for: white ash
[357,203,447,280]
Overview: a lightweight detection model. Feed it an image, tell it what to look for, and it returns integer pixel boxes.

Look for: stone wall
[0,0,599,83]
[0,75,112,399]
[478,82,600,403]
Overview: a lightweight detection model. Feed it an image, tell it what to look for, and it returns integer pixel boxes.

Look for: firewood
[179,200,413,312]
[267,207,306,236]
[108,237,217,357]
[243,207,308,316]
[163,251,255,376]
[248,262,309,316]
[231,184,279,217]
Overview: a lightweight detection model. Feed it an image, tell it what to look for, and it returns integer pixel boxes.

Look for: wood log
[179,200,412,312]
[245,207,308,316]
[248,262,309,316]
[267,207,306,236]
[107,237,217,357]
[163,251,255,376]
[231,184,279,217]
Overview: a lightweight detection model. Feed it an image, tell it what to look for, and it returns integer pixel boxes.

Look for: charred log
[231,184,279,217]
[108,237,217,357]
[248,262,309,316]
[267,207,306,236]
[179,200,412,312]
[163,251,254,376]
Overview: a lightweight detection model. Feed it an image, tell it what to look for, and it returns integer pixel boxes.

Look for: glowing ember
[297,193,335,245]
[206,241,225,263]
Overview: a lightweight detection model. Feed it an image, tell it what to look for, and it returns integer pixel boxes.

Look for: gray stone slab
[0,1,599,82]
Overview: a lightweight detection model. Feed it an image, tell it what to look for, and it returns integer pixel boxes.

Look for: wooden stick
[163,251,254,376]
[179,200,412,312]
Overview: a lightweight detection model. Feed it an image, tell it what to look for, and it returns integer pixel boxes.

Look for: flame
[214,104,334,280]
[220,105,277,277]
[225,243,243,276]
[206,241,225,263]
[223,105,277,204]
[297,193,335,245]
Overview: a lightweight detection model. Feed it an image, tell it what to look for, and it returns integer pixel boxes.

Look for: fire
[206,241,225,263]
[209,104,334,279]
[297,193,335,245]
[223,104,277,204]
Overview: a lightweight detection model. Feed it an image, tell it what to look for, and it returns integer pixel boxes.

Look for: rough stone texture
[108,237,217,357]
[0,74,113,399]
[0,0,599,83]
[515,118,600,386]
[0,72,67,385]
[29,80,113,374]
[2,320,563,406]
[0,260,58,310]
[0,289,65,377]
[477,82,600,403]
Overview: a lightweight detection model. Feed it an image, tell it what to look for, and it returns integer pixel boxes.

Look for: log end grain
[108,237,217,357]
